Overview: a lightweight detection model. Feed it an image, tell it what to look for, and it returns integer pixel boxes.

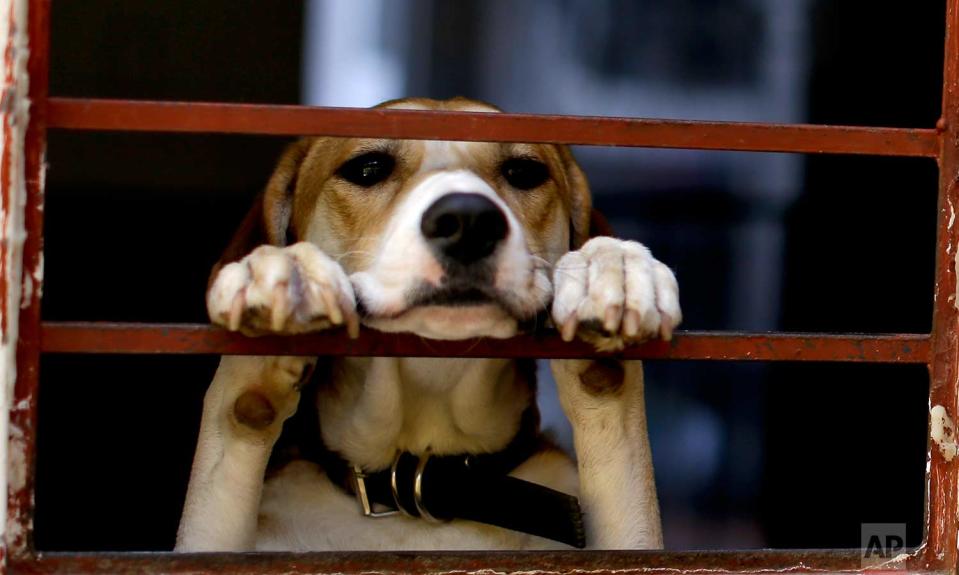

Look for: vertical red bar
[6,0,48,559]
[925,0,959,571]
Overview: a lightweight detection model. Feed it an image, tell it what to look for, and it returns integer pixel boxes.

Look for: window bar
[47,97,939,157]
[922,0,959,571]
[7,548,879,575]
[7,0,49,562]
[39,323,930,364]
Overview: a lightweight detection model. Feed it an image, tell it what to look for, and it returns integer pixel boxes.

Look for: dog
[175,97,681,552]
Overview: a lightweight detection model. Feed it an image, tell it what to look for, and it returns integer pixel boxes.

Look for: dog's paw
[552,237,681,351]
[208,355,315,442]
[207,242,359,336]
[230,356,314,434]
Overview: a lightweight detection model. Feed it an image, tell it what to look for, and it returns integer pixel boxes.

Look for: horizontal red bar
[8,549,882,575]
[47,98,939,157]
[39,322,930,363]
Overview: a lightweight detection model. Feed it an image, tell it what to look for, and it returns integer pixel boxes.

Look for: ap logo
[861,523,906,566]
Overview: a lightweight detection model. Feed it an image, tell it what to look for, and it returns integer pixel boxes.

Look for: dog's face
[263,98,592,340]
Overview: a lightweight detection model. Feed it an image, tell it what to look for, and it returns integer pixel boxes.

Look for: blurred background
[36,0,941,551]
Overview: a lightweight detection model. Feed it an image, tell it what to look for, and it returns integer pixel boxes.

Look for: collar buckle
[351,465,398,518]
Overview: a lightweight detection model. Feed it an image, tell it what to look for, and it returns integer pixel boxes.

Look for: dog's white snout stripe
[409,170,523,243]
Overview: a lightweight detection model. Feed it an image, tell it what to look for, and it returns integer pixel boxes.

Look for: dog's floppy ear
[558,146,595,248]
[263,138,313,246]
[207,139,312,291]
[558,146,615,247]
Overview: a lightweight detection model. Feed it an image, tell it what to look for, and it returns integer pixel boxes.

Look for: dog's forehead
[378,98,513,170]
[414,140,550,173]
[379,97,501,114]
[308,98,566,183]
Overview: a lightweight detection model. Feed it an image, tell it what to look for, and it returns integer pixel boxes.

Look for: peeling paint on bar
[955,227,959,311]
[931,405,957,462]
[925,0,959,570]
[0,0,29,563]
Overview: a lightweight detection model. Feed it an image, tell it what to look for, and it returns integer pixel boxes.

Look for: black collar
[319,408,586,548]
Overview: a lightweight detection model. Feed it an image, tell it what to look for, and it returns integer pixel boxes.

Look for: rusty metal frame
[3,0,958,573]
[39,323,931,363]
[45,97,940,157]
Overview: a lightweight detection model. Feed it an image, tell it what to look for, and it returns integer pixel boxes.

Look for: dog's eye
[501,158,550,190]
[337,152,395,187]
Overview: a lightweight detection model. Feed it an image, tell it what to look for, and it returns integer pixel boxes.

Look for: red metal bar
[7,0,50,561]
[39,322,930,363]
[921,0,959,572]
[47,97,939,157]
[7,549,870,575]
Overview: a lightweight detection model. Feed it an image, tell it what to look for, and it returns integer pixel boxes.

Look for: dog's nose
[420,193,508,264]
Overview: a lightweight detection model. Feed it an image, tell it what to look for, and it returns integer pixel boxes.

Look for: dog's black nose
[421,193,508,264]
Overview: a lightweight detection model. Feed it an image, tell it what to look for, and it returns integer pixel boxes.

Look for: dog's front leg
[550,237,681,550]
[551,358,661,549]
[176,355,312,551]
[176,242,355,551]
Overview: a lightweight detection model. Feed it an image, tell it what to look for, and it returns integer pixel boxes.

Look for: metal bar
[39,322,930,363]
[47,97,939,157]
[7,549,874,575]
[921,0,959,572]
[6,0,49,561]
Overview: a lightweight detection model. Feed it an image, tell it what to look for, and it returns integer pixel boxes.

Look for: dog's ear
[207,139,312,291]
[263,138,313,246]
[558,146,594,249]
[558,146,615,247]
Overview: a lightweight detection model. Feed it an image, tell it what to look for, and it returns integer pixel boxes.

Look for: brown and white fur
[175,98,681,552]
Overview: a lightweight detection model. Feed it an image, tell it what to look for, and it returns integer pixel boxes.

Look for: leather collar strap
[322,411,586,548]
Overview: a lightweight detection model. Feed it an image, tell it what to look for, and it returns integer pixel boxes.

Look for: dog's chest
[254,459,576,551]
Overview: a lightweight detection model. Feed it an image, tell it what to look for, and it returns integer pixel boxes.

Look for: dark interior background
[35,0,942,551]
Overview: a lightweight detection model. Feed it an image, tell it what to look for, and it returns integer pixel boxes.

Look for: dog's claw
[345,310,360,339]
[659,313,674,342]
[339,286,360,338]
[623,309,640,338]
[270,284,291,332]
[603,305,622,333]
[302,281,325,322]
[228,292,245,332]
[320,287,343,326]
[561,316,579,342]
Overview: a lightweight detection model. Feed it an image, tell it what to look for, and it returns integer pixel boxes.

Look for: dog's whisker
[551,267,589,281]
[330,250,377,263]
[529,255,554,269]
